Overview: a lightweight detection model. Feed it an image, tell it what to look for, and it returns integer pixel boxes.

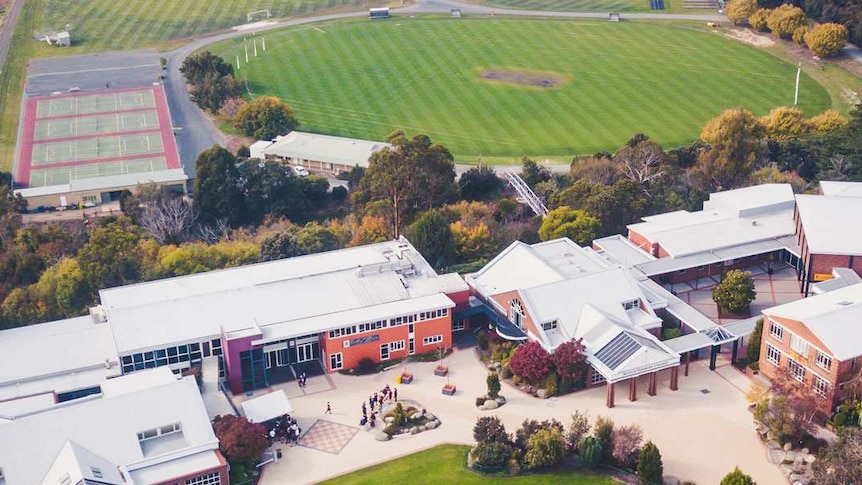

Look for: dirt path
[0,0,23,78]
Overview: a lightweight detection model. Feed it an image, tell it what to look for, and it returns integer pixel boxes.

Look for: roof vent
[837,301,853,306]
[105,358,112,369]
[751,220,758,226]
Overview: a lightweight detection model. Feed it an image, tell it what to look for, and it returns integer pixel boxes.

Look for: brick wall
[489,290,541,340]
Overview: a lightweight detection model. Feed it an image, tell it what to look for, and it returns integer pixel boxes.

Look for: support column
[628,377,637,402]
[709,345,719,370]
[731,339,739,365]
[670,366,679,391]
[606,381,615,408]
[685,351,691,377]
[648,372,657,396]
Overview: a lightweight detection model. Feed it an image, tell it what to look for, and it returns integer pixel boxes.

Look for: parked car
[83,201,97,208]
[293,165,310,177]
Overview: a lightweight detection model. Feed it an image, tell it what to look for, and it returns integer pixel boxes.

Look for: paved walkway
[252,342,783,484]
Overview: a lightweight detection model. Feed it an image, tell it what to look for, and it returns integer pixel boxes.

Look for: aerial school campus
[3,0,862,484]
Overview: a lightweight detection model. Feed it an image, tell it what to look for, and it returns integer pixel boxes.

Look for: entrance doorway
[297,343,315,363]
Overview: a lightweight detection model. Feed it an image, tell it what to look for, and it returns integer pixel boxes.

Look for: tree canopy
[712,269,756,314]
[233,95,298,140]
[693,108,765,191]
[720,467,756,485]
[806,23,849,57]
[406,209,454,269]
[538,206,601,245]
[193,145,246,226]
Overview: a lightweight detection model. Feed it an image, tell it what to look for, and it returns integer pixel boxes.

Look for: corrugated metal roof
[263,131,387,167]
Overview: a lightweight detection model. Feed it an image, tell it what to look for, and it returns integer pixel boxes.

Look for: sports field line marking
[28,64,161,78]
[313,26,326,34]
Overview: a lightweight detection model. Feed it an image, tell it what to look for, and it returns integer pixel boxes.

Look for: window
[790,334,809,356]
[787,358,806,382]
[769,321,784,341]
[423,335,443,346]
[622,299,639,311]
[452,319,465,332]
[766,344,780,366]
[510,299,524,329]
[541,320,558,331]
[137,422,182,442]
[390,340,405,352]
[330,352,343,371]
[90,467,103,479]
[186,472,222,485]
[380,343,390,360]
[813,375,829,397]
[409,338,415,355]
[590,371,606,385]
[815,351,832,371]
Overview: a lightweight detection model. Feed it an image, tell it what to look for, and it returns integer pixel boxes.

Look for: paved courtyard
[250,342,785,485]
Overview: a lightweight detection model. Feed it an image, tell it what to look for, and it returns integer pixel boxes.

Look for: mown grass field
[213,18,832,162]
[464,0,699,14]
[318,444,619,484]
[0,0,389,172]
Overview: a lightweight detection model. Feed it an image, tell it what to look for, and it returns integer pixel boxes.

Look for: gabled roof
[261,131,388,167]
[796,194,862,256]
[763,283,862,360]
[41,441,124,485]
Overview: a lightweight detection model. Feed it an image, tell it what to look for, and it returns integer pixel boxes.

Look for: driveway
[252,342,783,484]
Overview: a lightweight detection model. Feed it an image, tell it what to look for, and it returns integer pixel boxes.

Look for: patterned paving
[297,420,358,454]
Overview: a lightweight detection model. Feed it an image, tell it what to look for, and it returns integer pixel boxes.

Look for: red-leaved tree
[212,414,269,464]
[509,341,552,384]
[551,339,588,382]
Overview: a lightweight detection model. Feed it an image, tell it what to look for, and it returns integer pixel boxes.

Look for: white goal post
[247,9,272,23]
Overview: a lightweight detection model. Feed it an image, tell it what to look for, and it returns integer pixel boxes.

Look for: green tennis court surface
[33,111,160,140]
[30,133,164,165]
[36,91,156,117]
[29,157,169,187]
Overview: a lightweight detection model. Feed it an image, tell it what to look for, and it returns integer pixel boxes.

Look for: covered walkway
[454,296,527,341]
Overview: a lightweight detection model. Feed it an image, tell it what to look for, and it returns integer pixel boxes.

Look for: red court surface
[15,85,181,188]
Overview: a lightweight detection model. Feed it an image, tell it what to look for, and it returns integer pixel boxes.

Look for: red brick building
[759,283,862,416]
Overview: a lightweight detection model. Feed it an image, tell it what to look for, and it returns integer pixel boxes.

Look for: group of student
[267,414,302,446]
[360,384,398,429]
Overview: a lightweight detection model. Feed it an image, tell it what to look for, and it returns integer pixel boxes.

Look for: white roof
[15,168,187,197]
[262,131,388,168]
[627,183,795,258]
[0,316,120,401]
[0,369,220,485]
[592,235,656,266]
[100,238,466,354]
[41,441,125,485]
[763,283,862,360]
[241,390,292,423]
[819,181,862,197]
[796,194,862,255]
[812,267,862,295]
[633,239,785,276]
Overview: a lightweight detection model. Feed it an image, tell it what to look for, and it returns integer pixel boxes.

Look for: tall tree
[353,131,456,237]
[211,414,269,465]
[233,96,298,140]
[459,165,503,201]
[237,160,309,224]
[692,108,765,191]
[406,209,454,269]
[180,51,235,86]
[193,145,246,226]
[76,218,142,292]
[726,0,759,24]
[551,179,649,237]
[613,136,666,189]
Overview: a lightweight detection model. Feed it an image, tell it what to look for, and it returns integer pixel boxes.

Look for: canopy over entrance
[241,390,293,423]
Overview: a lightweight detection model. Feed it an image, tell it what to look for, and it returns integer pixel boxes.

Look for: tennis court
[15,86,181,188]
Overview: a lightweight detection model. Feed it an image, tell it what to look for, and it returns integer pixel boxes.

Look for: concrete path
[253,342,783,485]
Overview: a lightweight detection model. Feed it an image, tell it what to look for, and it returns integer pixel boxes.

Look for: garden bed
[374,401,442,442]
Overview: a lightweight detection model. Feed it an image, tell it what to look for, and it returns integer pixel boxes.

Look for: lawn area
[212,18,832,162]
[463,0,703,14]
[0,0,390,173]
[318,444,619,484]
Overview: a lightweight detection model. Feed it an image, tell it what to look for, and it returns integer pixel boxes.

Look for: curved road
[159,0,727,175]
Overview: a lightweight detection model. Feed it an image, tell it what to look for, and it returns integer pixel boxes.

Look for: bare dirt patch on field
[479,68,568,88]
[724,28,774,48]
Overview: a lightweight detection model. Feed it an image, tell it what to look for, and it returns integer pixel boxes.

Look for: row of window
[765,344,830,397]
[328,308,449,339]
[121,339,221,374]
[541,320,558,331]
[137,422,182,442]
[186,472,222,485]
[423,335,443,345]
[769,321,832,371]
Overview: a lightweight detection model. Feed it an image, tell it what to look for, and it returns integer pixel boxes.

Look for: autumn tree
[538,206,601,245]
[194,145,246,226]
[692,108,765,191]
[760,106,808,141]
[809,109,848,133]
[712,270,756,314]
[353,131,456,237]
[805,23,849,57]
[750,8,771,31]
[233,96,298,140]
[637,441,664,485]
[569,156,620,185]
[525,427,566,470]
[509,341,553,385]
[793,25,810,45]
[33,258,89,319]
[1,287,44,327]
[294,222,341,255]
[514,418,565,451]
[726,0,758,25]
[212,414,269,464]
[721,467,756,485]
[612,424,644,468]
[767,4,806,38]
[550,339,588,382]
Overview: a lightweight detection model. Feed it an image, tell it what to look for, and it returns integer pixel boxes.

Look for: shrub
[567,411,591,453]
[331,185,348,202]
[760,106,808,142]
[612,424,644,466]
[540,372,559,396]
[766,4,806,39]
[525,427,566,470]
[356,357,376,374]
[637,441,664,485]
[579,436,602,467]
[473,416,510,444]
[500,364,513,379]
[487,373,501,398]
[726,0,758,25]
[392,402,406,426]
[805,23,849,57]
[662,328,682,340]
[383,423,399,436]
[472,441,515,468]
[712,270,756,314]
[514,419,564,451]
[747,318,763,364]
[809,110,849,133]
[792,25,810,45]
[750,8,770,32]
[477,330,489,350]
[594,416,615,464]
[720,467,756,485]
[509,341,552,384]
[833,412,848,427]
[550,339,588,382]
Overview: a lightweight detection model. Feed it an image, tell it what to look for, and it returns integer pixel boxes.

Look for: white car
[293,165,310,177]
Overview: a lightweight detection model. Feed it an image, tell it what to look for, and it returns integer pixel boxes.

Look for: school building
[251,131,389,175]
[759,282,862,416]
[0,368,226,485]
